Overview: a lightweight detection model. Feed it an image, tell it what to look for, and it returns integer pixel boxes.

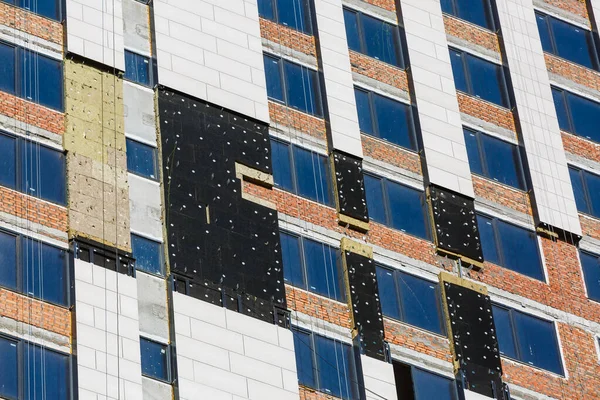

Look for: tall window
[5,0,62,21]
[376,266,444,334]
[292,329,359,399]
[0,132,66,205]
[132,234,164,276]
[343,8,404,68]
[569,166,600,218]
[449,48,510,108]
[258,0,312,34]
[579,251,600,302]
[536,12,598,70]
[264,54,323,117]
[552,87,600,143]
[280,231,344,301]
[464,128,526,190]
[441,0,495,30]
[125,50,152,87]
[477,214,544,280]
[0,42,63,111]
[271,139,332,206]
[492,305,564,375]
[354,87,417,150]
[364,174,429,240]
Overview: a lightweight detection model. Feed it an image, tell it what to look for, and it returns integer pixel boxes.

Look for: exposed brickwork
[0,2,63,45]
[0,288,71,337]
[361,134,422,175]
[562,132,600,163]
[472,175,533,215]
[349,51,410,93]
[444,15,500,53]
[545,54,600,91]
[580,214,600,241]
[269,101,327,141]
[542,0,590,21]
[0,92,64,135]
[384,319,452,363]
[0,186,68,233]
[362,0,396,13]
[286,285,352,329]
[457,92,517,133]
[259,18,317,58]
[299,386,342,400]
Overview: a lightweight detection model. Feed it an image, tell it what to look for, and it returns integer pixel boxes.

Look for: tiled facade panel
[153,0,270,123]
[313,0,363,157]
[173,292,299,400]
[122,0,151,55]
[361,355,398,400]
[74,259,143,400]
[496,0,582,235]
[66,0,125,70]
[399,0,475,198]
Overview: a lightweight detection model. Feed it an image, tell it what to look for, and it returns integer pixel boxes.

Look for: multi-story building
[1,0,600,399]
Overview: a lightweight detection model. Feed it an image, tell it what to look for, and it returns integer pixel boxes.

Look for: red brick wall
[0,288,71,337]
[269,101,327,141]
[542,0,590,21]
[349,51,410,93]
[362,0,396,13]
[0,2,63,45]
[580,214,600,241]
[473,175,533,215]
[545,54,600,91]
[286,285,352,328]
[444,15,500,53]
[384,319,452,362]
[361,135,422,175]
[0,92,64,135]
[562,132,600,163]
[457,93,517,133]
[0,186,68,234]
[260,18,317,58]
[300,386,343,400]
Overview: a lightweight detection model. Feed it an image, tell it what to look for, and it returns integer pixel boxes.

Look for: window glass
[0,42,16,94]
[568,92,600,142]
[497,221,543,280]
[258,0,274,20]
[126,138,158,180]
[25,345,69,400]
[280,232,304,287]
[513,312,563,374]
[293,146,331,205]
[21,141,66,205]
[476,215,500,265]
[264,54,284,102]
[373,93,414,149]
[551,88,570,132]
[466,54,507,107]
[132,234,163,275]
[125,51,151,86]
[361,13,398,66]
[550,17,596,70]
[292,329,316,388]
[354,88,373,135]
[364,175,386,224]
[440,0,453,15]
[387,181,428,239]
[0,133,16,189]
[581,251,600,302]
[463,129,484,176]
[343,9,361,52]
[449,50,468,93]
[491,305,517,359]
[397,272,442,334]
[413,368,457,400]
[569,167,589,214]
[20,0,61,20]
[277,0,311,34]
[0,337,18,399]
[455,0,493,30]
[585,170,600,216]
[376,267,401,320]
[0,231,17,290]
[284,61,320,116]
[536,14,553,52]
[141,338,169,381]
[304,239,341,299]
[315,336,357,399]
[22,238,68,306]
[480,134,524,189]
[21,50,63,111]
[271,140,294,192]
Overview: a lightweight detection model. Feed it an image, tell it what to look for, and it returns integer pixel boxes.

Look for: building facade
[1,0,600,399]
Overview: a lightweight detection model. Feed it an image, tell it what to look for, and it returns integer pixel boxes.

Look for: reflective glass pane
[271,140,293,191]
[125,51,151,86]
[285,61,320,115]
[293,329,316,388]
[477,215,500,265]
[264,55,284,102]
[37,53,63,110]
[584,170,600,217]
[373,94,414,149]
[0,134,16,189]
[140,338,169,381]
[294,147,330,205]
[514,312,563,374]
[481,134,524,189]
[23,239,68,306]
[568,91,600,142]
[536,14,553,53]
[376,266,401,320]
[258,0,275,20]
[387,182,428,239]
[449,50,468,93]
[25,345,69,400]
[413,368,456,400]
[497,221,543,280]
[364,175,386,224]
[354,88,373,135]
[361,14,399,66]
[551,17,596,69]
[315,336,356,399]
[456,0,493,30]
[21,0,60,20]
[491,305,517,359]
[569,168,589,214]
[464,130,484,176]
[397,272,442,334]
[280,232,304,287]
[551,88,570,132]
[0,41,15,94]
[0,231,17,290]
[132,234,163,275]
[343,9,361,52]
[126,139,158,180]
[305,239,342,300]
[0,337,17,399]
[580,252,600,302]
[440,0,454,15]
[21,142,66,204]
[467,55,508,107]
[277,0,311,34]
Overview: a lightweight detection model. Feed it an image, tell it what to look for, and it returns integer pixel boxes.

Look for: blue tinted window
[443,0,494,30]
[343,9,403,68]
[280,232,304,287]
[258,0,274,19]
[569,166,600,217]
[449,49,468,93]
[126,138,158,180]
[549,14,597,70]
[552,87,570,132]
[21,49,63,111]
[0,133,16,189]
[0,231,17,291]
[132,234,164,275]
[276,0,312,34]
[18,0,61,20]
[0,42,16,94]
[476,214,500,265]
[580,251,600,302]
[364,174,386,224]
[125,51,151,86]
[292,329,316,388]
[25,344,69,400]
[271,140,294,191]
[21,140,66,204]
[413,368,457,400]
[22,238,68,306]
[293,146,331,205]
[0,337,18,398]
[491,305,517,359]
[552,86,600,143]
[569,167,589,214]
[354,88,373,135]
[140,338,170,382]
[397,272,443,334]
[264,55,284,102]
[314,335,358,399]
[463,129,484,176]
[536,14,553,53]
[376,267,401,320]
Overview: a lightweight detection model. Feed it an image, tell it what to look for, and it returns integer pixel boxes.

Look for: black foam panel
[333,151,368,223]
[344,251,385,360]
[429,185,483,264]
[159,90,286,324]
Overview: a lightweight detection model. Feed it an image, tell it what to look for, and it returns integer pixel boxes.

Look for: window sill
[383,316,447,340]
[472,173,528,194]
[127,170,160,184]
[349,50,405,71]
[273,187,335,210]
[456,90,511,112]
[268,99,324,120]
[500,355,566,379]
[369,219,432,244]
[284,283,347,305]
[360,132,418,154]
[141,373,172,385]
[561,130,600,147]
[259,17,314,37]
[544,52,600,75]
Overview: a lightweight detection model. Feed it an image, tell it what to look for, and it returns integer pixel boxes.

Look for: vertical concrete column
[313,0,363,157]
[496,0,582,236]
[398,0,474,198]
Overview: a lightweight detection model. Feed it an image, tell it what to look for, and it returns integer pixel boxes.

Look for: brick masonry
[362,0,396,12]
[472,175,533,215]
[457,93,517,132]
[0,2,63,44]
[542,0,590,20]
[0,186,68,233]
[562,132,600,163]
[350,51,410,93]
[0,92,64,136]
[361,134,422,175]
[545,54,600,91]
[443,15,501,53]
[269,101,328,141]
[260,18,317,58]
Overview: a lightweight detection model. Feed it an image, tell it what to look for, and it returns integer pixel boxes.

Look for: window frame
[552,86,600,143]
[3,0,63,21]
[131,233,165,277]
[124,50,154,87]
[126,137,159,181]
[140,337,172,384]
[343,7,405,69]
[258,0,313,35]
[441,0,497,31]
[569,165,600,218]
[579,249,600,303]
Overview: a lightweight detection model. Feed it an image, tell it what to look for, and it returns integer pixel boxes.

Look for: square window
[132,234,164,276]
[126,138,158,180]
[140,338,170,382]
[125,51,152,86]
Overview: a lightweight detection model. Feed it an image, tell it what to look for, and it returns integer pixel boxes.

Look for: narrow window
[0,231,17,291]
[0,337,18,399]
[140,338,170,382]
[0,42,16,95]
[132,234,164,276]
[0,133,16,189]
[125,50,152,87]
[126,138,159,180]
[569,166,600,218]
[580,251,600,302]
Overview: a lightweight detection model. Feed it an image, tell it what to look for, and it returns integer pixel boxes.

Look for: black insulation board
[429,185,483,263]
[333,151,369,222]
[159,90,286,324]
[444,281,503,398]
[344,251,385,360]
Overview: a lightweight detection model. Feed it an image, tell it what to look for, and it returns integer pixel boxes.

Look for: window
[125,50,152,86]
[4,0,62,21]
[569,166,600,218]
[492,305,563,375]
[0,335,70,400]
[126,138,159,180]
[140,338,170,382]
[364,174,429,239]
[264,54,323,117]
[343,8,404,68]
[271,139,332,206]
[552,87,600,143]
[258,0,312,34]
[580,251,600,302]
[0,230,68,306]
[0,132,66,205]
[354,87,417,150]
[441,0,495,30]
[280,231,344,301]
[449,48,510,108]
[0,42,63,111]
[376,266,444,334]
[132,234,164,276]
[476,214,543,280]
[464,128,526,190]
[292,329,359,399]
[536,12,598,70]
[394,362,458,400]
